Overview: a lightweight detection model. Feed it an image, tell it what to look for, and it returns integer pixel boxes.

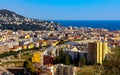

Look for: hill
[0,9,24,18]
[0,9,62,31]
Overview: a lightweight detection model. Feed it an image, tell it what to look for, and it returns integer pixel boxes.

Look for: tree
[70,55,74,65]
[76,53,81,66]
[54,49,71,65]
[55,49,58,56]
[54,56,61,64]
[102,47,120,75]
[65,54,70,65]
[79,57,86,67]
[25,59,36,74]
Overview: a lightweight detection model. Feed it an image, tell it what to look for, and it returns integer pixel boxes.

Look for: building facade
[54,64,76,75]
[88,41,108,65]
[32,51,44,65]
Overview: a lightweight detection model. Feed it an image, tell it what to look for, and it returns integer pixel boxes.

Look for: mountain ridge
[0,9,25,18]
[0,9,61,31]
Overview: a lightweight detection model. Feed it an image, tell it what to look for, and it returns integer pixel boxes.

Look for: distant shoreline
[51,20,120,31]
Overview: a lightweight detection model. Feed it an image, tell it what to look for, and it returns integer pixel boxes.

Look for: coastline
[51,20,120,31]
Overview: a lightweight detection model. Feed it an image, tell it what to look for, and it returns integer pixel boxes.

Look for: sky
[0,0,120,20]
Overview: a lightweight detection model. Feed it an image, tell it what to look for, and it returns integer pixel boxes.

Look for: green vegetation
[0,47,42,58]
[0,9,61,31]
[79,57,86,66]
[77,66,103,75]
[102,47,120,75]
[1,24,50,31]
[57,40,69,45]
[21,53,32,60]
[54,49,71,65]
[24,59,37,75]
[54,49,86,67]
[77,46,120,75]
[0,51,18,58]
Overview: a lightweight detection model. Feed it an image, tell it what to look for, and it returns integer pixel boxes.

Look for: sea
[53,20,120,31]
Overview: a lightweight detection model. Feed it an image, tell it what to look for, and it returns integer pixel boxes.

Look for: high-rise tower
[88,41,108,65]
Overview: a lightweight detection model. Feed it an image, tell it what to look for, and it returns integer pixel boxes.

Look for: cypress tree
[65,54,70,65]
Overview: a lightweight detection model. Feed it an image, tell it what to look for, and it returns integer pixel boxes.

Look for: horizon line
[47,20,120,21]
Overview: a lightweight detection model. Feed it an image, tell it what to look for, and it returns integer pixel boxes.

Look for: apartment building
[32,51,44,65]
[88,41,108,65]
[54,64,76,75]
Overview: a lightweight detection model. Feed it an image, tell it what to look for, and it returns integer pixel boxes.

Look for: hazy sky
[0,0,120,20]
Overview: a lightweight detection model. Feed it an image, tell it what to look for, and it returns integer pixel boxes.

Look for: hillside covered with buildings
[0,9,120,75]
[0,9,62,31]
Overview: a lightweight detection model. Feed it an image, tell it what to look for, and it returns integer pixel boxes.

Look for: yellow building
[23,45,27,50]
[32,51,44,65]
[0,38,3,42]
[0,37,6,42]
[42,41,47,46]
[88,41,108,65]
[52,41,59,46]
[25,34,30,39]
[28,43,34,49]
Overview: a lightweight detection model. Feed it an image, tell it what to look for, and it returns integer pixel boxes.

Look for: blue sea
[53,20,120,31]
